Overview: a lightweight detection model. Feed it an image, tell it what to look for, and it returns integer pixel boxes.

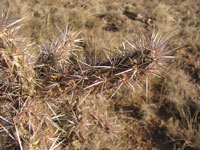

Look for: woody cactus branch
[35,30,176,94]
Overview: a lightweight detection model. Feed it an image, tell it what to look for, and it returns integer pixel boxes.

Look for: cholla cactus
[0,8,36,150]
[0,9,36,99]
[0,13,177,150]
[0,4,179,150]
[34,25,82,91]
[35,30,176,95]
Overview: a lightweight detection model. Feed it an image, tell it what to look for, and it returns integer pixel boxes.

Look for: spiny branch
[35,31,176,94]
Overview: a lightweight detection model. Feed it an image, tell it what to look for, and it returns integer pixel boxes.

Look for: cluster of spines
[0,13,175,100]
[35,30,175,95]
[0,11,176,149]
[0,13,36,101]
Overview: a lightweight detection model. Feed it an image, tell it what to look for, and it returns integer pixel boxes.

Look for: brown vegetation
[0,0,199,150]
